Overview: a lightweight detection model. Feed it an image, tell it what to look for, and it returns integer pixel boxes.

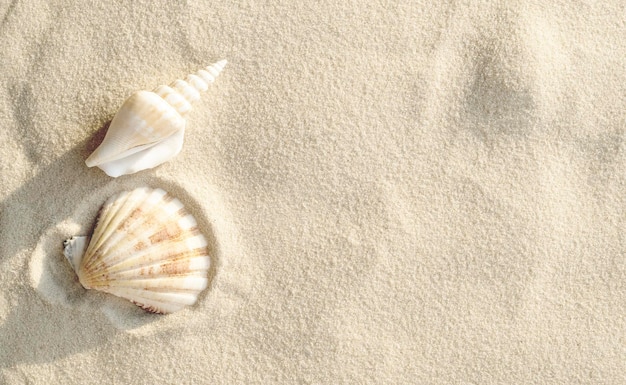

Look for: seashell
[63,187,211,314]
[85,60,227,177]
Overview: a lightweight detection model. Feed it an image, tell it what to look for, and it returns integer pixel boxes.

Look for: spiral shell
[85,60,227,177]
[63,187,212,314]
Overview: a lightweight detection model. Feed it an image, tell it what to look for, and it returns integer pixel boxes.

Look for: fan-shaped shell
[63,187,211,314]
[85,60,227,177]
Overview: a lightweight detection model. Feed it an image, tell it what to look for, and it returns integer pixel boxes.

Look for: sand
[1,0,625,383]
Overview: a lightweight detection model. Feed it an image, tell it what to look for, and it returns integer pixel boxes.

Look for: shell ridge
[90,276,209,297]
[118,291,199,312]
[84,192,125,255]
[101,274,208,295]
[83,189,152,269]
[84,195,187,275]
[82,232,206,281]
[85,241,207,275]
[120,289,199,305]
[82,191,131,268]
[87,253,210,282]
[154,60,227,117]
[89,189,161,248]
[95,275,208,290]
[84,190,172,270]
[86,190,136,251]
[103,284,206,294]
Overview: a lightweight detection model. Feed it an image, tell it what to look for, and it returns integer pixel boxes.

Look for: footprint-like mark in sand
[29,176,253,333]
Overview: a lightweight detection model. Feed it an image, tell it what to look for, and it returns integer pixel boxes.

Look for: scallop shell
[63,187,211,314]
[85,60,227,177]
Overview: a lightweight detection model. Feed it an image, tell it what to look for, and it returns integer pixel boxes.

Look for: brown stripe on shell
[85,247,209,286]
[148,222,182,244]
[86,227,201,273]
[80,234,207,286]
[82,192,177,272]
[140,248,209,277]
[119,207,144,230]
[145,258,191,277]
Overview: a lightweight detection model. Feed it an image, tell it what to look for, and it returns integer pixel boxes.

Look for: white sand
[1,1,625,383]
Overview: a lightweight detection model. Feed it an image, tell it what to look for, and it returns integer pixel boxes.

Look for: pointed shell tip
[216,59,227,69]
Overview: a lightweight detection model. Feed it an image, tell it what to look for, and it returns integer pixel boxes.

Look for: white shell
[63,187,211,314]
[85,60,227,177]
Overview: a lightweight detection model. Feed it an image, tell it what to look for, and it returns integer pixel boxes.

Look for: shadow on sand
[0,120,221,368]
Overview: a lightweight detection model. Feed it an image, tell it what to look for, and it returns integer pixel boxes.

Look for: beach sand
[1,1,625,383]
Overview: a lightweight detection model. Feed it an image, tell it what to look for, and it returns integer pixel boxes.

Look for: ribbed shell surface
[77,188,211,314]
[84,60,227,177]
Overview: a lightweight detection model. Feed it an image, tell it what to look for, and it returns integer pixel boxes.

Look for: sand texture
[1,0,625,383]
